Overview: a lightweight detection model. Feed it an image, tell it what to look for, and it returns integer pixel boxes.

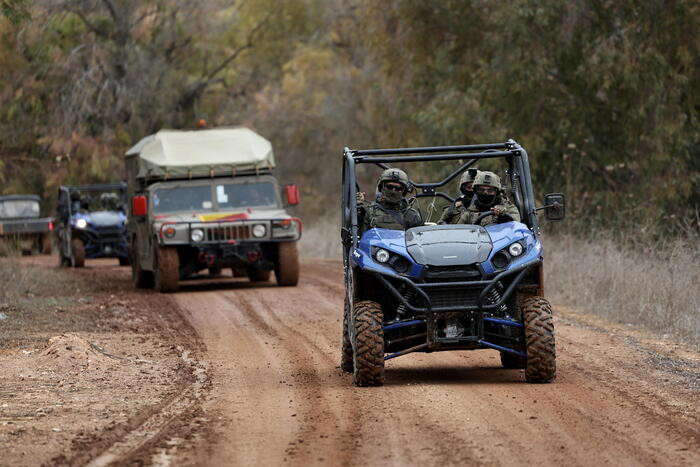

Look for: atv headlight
[76,218,88,229]
[508,242,524,257]
[252,224,267,238]
[191,228,204,242]
[375,248,390,263]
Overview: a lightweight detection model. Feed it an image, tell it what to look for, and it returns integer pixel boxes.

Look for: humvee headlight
[252,224,266,238]
[508,242,524,257]
[191,228,204,242]
[375,248,390,263]
[76,218,88,229]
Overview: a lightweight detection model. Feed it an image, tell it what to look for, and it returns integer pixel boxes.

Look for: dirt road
[173,259,699,466]
[3,257,699,466]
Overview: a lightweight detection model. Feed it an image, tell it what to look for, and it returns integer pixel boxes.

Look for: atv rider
[458,171,520,226]
[358,168,423,233]
[438,168,479,224]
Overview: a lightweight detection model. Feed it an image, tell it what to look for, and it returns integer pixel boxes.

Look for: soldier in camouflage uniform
[358,168,423,233]
[438,168,479,224]
[457,171,520,226]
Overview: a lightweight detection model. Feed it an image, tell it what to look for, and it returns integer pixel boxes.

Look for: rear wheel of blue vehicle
[71,238,85,268]
[522,296,556,383]
[154,245,179,293]
[352,300,384,386]
[341,297,353,373]
[131,237,154,288]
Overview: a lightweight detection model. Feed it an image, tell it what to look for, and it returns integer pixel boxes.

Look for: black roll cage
[340,140,539,256]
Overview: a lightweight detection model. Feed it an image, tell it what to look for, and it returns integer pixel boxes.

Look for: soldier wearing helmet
[458,171,520,226]
[357,168,423,232]
[438,168,479,224]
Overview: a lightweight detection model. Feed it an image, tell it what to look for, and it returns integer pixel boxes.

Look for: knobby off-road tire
[275,241,299,286]
[522,296,556,383]
[500,351,526,369]
[341,297,354,373]
[352,300,384,386]
[154,245,179,293]
[247,268,271,282]
[71,238,85,268]
[131,237,154,289]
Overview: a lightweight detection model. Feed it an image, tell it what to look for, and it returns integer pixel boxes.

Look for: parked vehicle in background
[0,195,53,255]
[125,127,302,293]
[340,140,565,386]
[56,184,129,267]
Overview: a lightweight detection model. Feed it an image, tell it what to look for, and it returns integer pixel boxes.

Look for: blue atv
[340,141,565,386]
[56,183,129,267]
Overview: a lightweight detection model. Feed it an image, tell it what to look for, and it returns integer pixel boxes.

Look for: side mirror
[543,193,565,221]
[284,184,300,206]
[131,195,148,217]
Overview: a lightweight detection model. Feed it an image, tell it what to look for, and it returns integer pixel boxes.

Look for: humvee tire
[154,245,179,293]
[247,268,270,282]
[71,238,85,268]
[58,246,71,267]
[209,266,222,276]
[500,351,526,369]
[231,267,246,278]
[352,300,384,386]
[274,241,299,286]
[341,296,353,373]
[40,234,52,255]
[522,296,556,383]
[131,237,154,288]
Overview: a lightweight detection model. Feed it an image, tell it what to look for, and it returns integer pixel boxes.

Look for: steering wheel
[473,211,496,225]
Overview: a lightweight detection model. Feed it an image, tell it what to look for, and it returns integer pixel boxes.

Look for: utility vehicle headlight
[375,248,390,263]
[508,242,524,257]
[252,224,266,238]
[191,228,204,242]
[76,218,88,229]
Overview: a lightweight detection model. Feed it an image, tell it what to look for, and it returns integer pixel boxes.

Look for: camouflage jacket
[457,199,521,226]
[438,195,474,224]
[359,198,423,232]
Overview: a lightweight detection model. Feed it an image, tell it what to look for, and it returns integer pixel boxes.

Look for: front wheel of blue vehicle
[341,297,353,373]
[352,300,384,386]
[522,296,556,383]
[71,238,85,268]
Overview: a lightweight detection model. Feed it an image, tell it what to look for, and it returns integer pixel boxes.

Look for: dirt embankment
[0,257,209,466]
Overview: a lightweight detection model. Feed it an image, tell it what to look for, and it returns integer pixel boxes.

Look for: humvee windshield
[152,181,278,214]
[0,199,40,219]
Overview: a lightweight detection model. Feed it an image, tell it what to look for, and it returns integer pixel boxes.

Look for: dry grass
[300,218,699,348]
[546,235,700,348]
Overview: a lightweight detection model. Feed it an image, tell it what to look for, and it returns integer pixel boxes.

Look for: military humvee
[125,127,301,293]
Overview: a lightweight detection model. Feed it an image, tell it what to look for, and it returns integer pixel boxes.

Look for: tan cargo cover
[125,127,275,181]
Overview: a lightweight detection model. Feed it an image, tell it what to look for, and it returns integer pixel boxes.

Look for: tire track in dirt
[172,260,699,466]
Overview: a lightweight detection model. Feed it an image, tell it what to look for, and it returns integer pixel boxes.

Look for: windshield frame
[149,175,282,215]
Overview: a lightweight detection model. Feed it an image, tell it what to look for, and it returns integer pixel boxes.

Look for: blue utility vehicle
[56,183,129,267]
[340,141,565,386]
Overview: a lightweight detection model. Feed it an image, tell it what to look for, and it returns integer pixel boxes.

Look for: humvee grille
[204,225,251,242]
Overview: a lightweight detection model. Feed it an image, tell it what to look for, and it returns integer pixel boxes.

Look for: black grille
[423,265,482,281]
[425,287,481,309]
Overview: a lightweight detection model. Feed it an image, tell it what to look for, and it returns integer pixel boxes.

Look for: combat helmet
[377,168,411,194]
[472,171,501,190]
[459,168,480,195]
